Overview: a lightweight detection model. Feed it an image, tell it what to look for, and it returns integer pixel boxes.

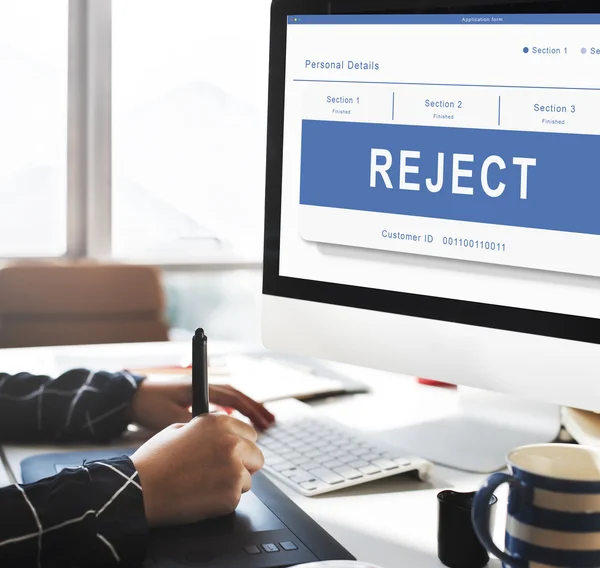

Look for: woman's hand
[130,376,275,433]
[132,414,264,526]
[209,384,275,430]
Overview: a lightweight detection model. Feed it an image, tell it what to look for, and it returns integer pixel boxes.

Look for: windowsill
[0,255,263,271]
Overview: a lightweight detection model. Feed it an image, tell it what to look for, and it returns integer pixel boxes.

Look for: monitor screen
[278,14,600,324]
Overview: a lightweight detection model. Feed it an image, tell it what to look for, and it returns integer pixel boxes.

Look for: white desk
[0,342,506,568]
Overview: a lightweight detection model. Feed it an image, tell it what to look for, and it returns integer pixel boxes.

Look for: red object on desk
[417,378,456,388]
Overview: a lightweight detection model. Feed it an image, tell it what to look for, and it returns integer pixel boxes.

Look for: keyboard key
[303,463,321,471]
[305,449,323,459]
[244,545,261,555]
[291,456,312,466]
[262,544,279,553]
[350,448,367,456]
[361,452,383,462]
[372,458,400,471]
[337,435,355,443]
[359,465,381,475]
[330,449,347,458]
[290,472,317,484]
[280,541,298,551]
[322,459,344,469]
[324,434,344,444]
[311,468,345,485]
[310,453,328,463]
[382,452,411,465]
[281,468,299,478]
[339,455,357,464]
[268,432,286,441]
[266,455,285,466]
[280,451,302,461]
[349,460,369,469]
[333,467,363,480]
[300,481,319,491]
[313,440,328,449]
[273,462,295,472]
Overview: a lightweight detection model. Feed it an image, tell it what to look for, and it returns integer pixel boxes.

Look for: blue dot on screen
[523,47,529,53]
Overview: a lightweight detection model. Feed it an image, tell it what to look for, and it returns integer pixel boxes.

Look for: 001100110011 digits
[442,237,506,251]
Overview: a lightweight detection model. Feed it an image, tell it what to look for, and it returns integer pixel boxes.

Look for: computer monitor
[262,0,600,472]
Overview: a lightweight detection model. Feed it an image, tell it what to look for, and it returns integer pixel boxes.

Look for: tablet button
[280,541,298,551]
[244,545,261,555]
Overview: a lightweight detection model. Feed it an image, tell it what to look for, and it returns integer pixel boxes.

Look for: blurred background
[0,0,270,347]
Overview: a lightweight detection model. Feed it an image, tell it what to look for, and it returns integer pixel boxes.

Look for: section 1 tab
[302,83,392,124]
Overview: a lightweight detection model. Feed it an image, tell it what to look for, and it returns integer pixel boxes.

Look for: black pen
[192,328,210,417]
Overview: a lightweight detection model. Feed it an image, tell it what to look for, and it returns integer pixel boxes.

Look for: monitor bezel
[262,0,600,345]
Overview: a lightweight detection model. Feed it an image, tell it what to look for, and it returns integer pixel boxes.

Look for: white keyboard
[258,403,433,497]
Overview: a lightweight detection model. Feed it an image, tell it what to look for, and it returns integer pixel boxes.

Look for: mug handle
[472,472,526,568]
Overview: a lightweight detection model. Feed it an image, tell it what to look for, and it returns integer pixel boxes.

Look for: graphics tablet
[21,449,354,567]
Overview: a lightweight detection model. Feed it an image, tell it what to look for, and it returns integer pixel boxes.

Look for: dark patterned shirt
[0,370,149,567]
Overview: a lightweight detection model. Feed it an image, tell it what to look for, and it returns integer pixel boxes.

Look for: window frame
[0,0,261,270]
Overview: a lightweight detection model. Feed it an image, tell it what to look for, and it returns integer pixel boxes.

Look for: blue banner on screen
[299,120,600,236]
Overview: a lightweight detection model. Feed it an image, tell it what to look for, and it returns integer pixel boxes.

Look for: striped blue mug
[472,444,600,568]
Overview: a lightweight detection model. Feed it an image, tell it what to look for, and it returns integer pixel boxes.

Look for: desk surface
[0,341,505,568]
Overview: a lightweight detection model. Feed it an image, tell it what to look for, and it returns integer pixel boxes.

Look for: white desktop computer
[261,0,600,473]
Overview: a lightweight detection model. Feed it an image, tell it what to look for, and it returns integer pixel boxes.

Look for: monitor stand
[379,387,562,473]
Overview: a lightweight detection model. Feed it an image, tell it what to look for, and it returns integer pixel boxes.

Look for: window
[0,1,68,257]
[112,0,271,262]
[0,0,269,266]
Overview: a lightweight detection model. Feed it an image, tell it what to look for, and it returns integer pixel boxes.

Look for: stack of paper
[132,353,367,404]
